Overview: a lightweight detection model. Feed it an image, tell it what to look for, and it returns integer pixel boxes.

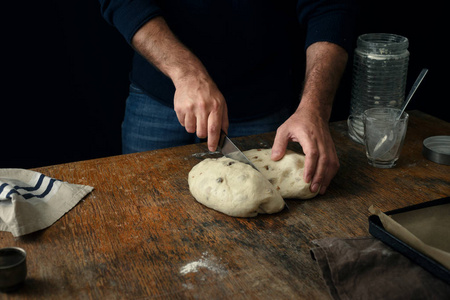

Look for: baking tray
[369,197,450,284]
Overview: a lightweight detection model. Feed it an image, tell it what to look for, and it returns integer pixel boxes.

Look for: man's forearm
[130,16,228,150]
[298,41,348,120]
[131,16,209,86]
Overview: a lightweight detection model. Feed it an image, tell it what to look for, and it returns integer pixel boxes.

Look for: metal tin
[422,136,450,165]
[369,197,450,283]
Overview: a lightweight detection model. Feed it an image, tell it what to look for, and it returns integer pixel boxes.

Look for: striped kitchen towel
[0,169,93,237]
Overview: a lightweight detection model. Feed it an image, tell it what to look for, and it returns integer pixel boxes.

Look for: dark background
[2,1,446,168]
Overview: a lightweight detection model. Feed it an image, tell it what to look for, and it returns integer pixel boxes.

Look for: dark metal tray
[368,197,450,284]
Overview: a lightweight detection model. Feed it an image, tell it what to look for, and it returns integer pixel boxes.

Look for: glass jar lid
[357,33,409,55]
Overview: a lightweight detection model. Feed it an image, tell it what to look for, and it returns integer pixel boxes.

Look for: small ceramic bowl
[0,247,27,292]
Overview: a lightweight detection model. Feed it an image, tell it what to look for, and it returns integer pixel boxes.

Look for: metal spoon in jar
[372,68,429,156]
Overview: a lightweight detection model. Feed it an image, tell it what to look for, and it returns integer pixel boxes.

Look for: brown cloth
[311,237,450,300]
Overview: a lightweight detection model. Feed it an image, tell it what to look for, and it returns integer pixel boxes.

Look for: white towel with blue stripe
[0,169,93,237]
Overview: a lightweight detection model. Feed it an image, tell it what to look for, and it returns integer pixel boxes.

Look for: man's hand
[271,42,348,195]
[131,16,228,151]
[271,106,339,195]
[173,74,228,151]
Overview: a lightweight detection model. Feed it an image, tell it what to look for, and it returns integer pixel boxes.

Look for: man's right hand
[173,74,228,152]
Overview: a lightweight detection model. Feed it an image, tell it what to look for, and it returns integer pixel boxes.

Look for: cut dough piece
[243,149,318,199]
[188,157,285,217]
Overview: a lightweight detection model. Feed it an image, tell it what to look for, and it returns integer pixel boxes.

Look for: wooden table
[1,110,449,299]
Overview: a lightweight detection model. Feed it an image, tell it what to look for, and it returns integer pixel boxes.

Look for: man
[99,1,355,195]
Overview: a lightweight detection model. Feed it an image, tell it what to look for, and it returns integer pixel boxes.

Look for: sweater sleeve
[98,0,163,44]
[297,0,356,53]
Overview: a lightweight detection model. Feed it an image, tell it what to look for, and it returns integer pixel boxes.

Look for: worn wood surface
[1,110,449,299]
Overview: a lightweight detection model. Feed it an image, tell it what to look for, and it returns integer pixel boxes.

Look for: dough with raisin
[188,157,285,217]
[244,149,318,199]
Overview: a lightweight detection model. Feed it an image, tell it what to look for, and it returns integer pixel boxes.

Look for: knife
[217,130,288,209]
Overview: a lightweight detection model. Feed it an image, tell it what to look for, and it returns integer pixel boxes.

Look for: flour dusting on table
[179,252,227,276]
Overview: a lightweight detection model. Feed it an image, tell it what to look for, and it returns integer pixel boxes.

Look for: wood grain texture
[1,111,449,299]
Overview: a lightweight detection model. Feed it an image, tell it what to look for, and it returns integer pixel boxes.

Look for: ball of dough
[188,157,285,217]
[243,149,318,199]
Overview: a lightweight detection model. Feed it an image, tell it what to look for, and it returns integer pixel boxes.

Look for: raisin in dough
[243,149,318,199]
[188,157,285,217]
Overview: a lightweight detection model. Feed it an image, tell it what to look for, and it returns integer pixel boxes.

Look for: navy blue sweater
[99,0,355,121]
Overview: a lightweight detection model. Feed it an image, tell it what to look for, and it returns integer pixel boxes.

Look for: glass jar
[348,33,409,144]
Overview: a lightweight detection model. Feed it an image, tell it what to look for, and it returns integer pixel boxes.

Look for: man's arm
[271,41,348,195]
[131,16,228,151]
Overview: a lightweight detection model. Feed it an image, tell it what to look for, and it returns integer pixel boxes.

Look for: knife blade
[217,130,288,209]
[218,130,259,170]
